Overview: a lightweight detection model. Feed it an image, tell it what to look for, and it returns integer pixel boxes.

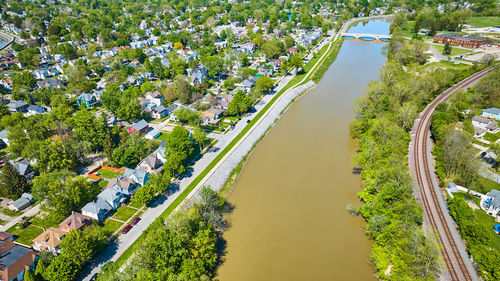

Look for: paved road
[0,203,41,232]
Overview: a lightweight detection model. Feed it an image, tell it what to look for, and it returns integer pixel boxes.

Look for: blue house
[81,198,112,222]
[76,93,98,108]
[124,167,150,186]
[482,108,500,120]
[97,188,125,210]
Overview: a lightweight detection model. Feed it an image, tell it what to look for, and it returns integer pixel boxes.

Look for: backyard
[429,43,473,56]
[97,168,123,179]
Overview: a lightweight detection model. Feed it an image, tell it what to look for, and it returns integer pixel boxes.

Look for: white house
[472,116,498,135]
[481,189,500,218]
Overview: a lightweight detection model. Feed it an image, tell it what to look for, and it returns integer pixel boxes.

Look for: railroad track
[411,67,492,281]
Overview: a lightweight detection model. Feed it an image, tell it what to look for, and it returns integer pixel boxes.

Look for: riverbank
[87,17,390,280]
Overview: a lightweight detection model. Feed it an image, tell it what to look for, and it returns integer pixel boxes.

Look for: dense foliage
[350,18,484,280]
[97,186,226,281]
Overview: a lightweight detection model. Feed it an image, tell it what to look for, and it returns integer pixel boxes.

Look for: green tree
[193,127,207,152]
[254,76,274,95]
[227,90,252,116]
[443,42,452,55]
[0,162,29,199]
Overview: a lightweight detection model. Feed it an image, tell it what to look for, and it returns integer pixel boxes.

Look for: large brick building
[434,33,487,48]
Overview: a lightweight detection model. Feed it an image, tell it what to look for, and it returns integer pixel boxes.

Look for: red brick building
[434,33,487,48]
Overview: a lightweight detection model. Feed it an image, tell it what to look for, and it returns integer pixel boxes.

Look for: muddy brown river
[217,20,390,281]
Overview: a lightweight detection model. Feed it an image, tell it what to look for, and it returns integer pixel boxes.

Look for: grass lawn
[452,192,500,250]
[468,17,500,28]
[430,43,472,56]
[0,207,22,217]
[475,208,500,251]
[472,138,489,147]
[98,180,109,189]
[483,131,500,142]
[102,219,123,235]
[7,224,44,245]
[113,206,137,222]
[156,132,169,141]
[128,199,144,209]
[30,215,60,229]
[474,176,500,194]
[97,168,122,179]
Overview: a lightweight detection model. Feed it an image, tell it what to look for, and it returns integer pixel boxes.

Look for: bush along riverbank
[349,18,485,279]
[430,67,500,281]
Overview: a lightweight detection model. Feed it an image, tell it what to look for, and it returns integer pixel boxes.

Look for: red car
[131,217,141,226]
[122,224,132,234]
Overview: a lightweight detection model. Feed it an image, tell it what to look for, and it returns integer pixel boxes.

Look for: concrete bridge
[341,33,392,42]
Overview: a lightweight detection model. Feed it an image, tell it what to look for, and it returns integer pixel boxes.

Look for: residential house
[189,66,208,85]
[37,78,65,89]
[32,227,66,254]
[76,93,98,108]
[482,108,500,120]
[8,193,34,212]
[7,101,28,113]
[0,233,37,281]
[98,188,125,210]
[12,159,36,180]
[59,212,93,232]
[166,103,179,116]
[151,105,167,119]
[145,91,164,106]
[128,119,150,134]
[482,189,500,218]
[81,198,112,222]
[145,129,161,140]
[25,104,46,117]
[1,78,13,90]
[139,153,164,174]
[201,108,224,125]
[106,176,137,196]
[0,129,9,146]
[242,76,257,90]
[472,116,498,135]
[123,167,150,186]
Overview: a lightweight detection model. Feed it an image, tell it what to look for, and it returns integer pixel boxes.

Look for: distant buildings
[434,33,487,48]
[0,232,37,281]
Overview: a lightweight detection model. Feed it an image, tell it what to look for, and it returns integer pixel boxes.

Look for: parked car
[131,217,141,225]
[90,273,98,281]
[122,224,132,234]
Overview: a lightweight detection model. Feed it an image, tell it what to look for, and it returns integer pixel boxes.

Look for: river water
[216,20,390,281]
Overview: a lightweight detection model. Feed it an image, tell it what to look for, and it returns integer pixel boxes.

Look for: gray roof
[77,93,95,102]
[0,243,32,268]
[141,153,163,169]
[98,188,122,204]
[154,105,167,113]
[488,189,500,209]
[82,198,112,214]
[123,167,149,185]
[0,129,8,139]
[166,104,178,114]
[12,159,31,176]
[131,119,149,131]
[27,104,45,113]
[10,197,30,210]
[484,108,500,115]
[472,116,494,125]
